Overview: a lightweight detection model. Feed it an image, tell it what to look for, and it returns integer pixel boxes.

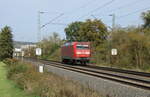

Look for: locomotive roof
[62,42,90,47]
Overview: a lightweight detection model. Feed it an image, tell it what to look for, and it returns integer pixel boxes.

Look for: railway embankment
[3,58,102,97]
[23,57,150,97]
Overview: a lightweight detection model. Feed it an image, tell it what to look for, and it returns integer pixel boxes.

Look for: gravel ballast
[45,65,150,97]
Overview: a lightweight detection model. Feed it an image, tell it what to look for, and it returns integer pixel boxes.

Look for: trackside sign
[111,48,117,55]
[36,48,42,56]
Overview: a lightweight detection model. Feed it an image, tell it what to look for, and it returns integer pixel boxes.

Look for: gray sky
[0,0,150,42]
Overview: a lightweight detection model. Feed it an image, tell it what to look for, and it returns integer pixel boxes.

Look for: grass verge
[3,59,102,97]
[0,62,35,97]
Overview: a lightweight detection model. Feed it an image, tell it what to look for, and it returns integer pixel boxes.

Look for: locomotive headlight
[76,52,82,54]
[85,52,90,54]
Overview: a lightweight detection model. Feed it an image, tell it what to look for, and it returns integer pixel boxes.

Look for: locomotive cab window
[76,45,89,49]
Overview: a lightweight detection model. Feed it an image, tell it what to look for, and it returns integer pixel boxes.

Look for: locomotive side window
[76,45,89,49]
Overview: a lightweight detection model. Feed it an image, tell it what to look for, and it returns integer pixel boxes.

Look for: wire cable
[67,0,98,14]
[104,6,150,24]
[95,0,147,17]
[41,13,64,28]
[77,0,115,20]
[117,6,150,19]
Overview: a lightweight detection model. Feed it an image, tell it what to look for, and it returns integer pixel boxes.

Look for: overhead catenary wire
[117,6,150,19]
[95,0,145,16]
[66,0,98,14]
[51,0,98,23]
[41,13,64,29]
[44,0,115,36]
[42,0,114,28]
[77,0,115,20]
[49,22,68,26]
[104,6,150,25]
[41,0,150,36]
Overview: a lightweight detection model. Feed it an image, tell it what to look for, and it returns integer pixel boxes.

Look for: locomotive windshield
[76,45,89,49]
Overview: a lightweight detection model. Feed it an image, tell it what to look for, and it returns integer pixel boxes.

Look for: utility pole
[109,14,115,32]
[37,12,64,41]
[38,11,46,42]
[38,11,41,42]
[109,13,115,66]
[112,14,115,31]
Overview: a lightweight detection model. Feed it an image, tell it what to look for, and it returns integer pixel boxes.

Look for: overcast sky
[0,0,150,42]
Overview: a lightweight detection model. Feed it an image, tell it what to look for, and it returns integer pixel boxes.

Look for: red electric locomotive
[61,42,91,65]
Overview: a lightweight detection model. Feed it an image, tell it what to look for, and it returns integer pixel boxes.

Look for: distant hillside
[13,41,36,48]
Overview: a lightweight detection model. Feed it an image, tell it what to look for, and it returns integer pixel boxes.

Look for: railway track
[22,57,150,91]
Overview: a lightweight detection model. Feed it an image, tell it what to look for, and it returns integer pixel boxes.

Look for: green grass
[0,62,35,97]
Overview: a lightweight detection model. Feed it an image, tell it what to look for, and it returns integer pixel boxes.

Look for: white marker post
[111,48,117,56]
[111,48,118,65]
[21,51,24,61]
[39,65,44,73]
[36,48,44,73]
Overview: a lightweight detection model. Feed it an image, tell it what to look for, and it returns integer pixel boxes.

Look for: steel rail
[33,57,150,77]
[87,65,150,77]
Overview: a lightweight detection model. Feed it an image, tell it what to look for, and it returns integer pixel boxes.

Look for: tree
[79,19,108,46]
[111,27,150,69]
[0,26,13,60]
[142,10,150,28]
[65,21,83,41]
[127,31,150,69]
[39,32,63,60]
[65,19,108,46]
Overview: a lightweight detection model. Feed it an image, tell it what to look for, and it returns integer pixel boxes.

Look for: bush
[31,73,100,97]
[5,59,101,97]
[3,58,18,67]
[7,63,29,79]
